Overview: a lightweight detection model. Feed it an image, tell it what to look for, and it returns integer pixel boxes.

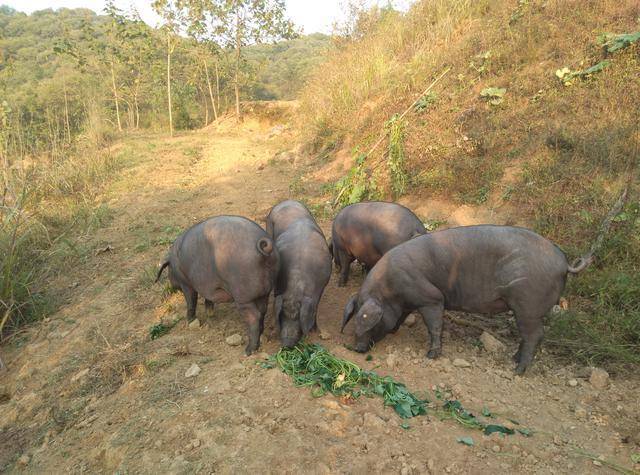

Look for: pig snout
[354,335,373,353]
[280,320,302,348]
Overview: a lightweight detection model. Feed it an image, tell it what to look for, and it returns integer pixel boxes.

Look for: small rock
[492,445,501,453]
[17,455,30,466]
[190,439,201,449]
[386,354,398,369]
[568,379,578,387]
[453,358,471,368]
[320,330,331,340]
[225,334,242,346]
[574,405,588,419]
[404,314,418,327]
[479,332,506,354]
[184,364,201,378]
[188,319,200,330]
[589,368,609,390]
[593,460,602,467]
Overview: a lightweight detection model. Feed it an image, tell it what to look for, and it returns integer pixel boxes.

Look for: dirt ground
[1,115,639,474]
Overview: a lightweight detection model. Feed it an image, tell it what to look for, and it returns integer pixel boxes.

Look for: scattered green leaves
[631,453,640,464]
[598,31,640,53]
[266,342,427,418]
[149,319,180,340]
[555,61,611,85]
[457,436,474,446]
[400,422,411,430]
[480,87,506,105]
[414,91,438,113]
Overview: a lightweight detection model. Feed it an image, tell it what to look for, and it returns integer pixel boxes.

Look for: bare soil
[1,116,639,474]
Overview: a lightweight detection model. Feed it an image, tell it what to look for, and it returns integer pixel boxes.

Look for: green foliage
[149,319,180,340]
[266,342,427,419]
[598,31,640,53]
[333,154,382,208]
[457,436,474,446]
[556,61,611,85]
[413,91,437,113]
[480,87,506,105]
[386,115,409,198]
[245,34,331,100]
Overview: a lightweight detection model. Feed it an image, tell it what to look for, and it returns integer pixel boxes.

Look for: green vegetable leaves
[149,319,180,340]
[268,342,428,419]
[480,87,506,105]
[556,61,611,85]
[598,31,640,53]
[457,436,474,446]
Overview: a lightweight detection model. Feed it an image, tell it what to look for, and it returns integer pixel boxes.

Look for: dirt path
[1,117,638,474]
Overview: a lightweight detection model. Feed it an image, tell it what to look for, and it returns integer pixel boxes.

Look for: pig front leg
[418,303,444,359]
[205,299,215,317]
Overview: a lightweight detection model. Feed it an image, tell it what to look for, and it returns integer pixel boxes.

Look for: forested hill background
[0,6,329,155]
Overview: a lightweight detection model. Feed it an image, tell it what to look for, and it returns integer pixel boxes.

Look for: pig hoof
[245,345,258,356]
[512,351,521,363]
[426,349,441,359]
[514,364,527,375]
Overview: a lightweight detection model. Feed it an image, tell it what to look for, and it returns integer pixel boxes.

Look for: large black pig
[156,216,279,355]
[266,200,332,347]
[330,201,427,286]
[341,225,592,374]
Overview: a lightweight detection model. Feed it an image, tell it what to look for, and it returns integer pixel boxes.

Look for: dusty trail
[1,116,638,474]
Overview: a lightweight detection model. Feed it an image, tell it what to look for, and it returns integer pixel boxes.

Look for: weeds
[386,115,409,198]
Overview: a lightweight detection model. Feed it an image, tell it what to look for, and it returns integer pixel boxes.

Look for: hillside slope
[297,0,640,366]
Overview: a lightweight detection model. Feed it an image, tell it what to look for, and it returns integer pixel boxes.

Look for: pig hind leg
[419,303,445,359]
[181,286,198,322]
[511,307,545,375]
[336,248,354,287]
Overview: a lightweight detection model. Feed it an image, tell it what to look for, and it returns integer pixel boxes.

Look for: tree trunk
[62,71,71,143]
[110,60,122,132]
[215,59,221,114]
[134,94,140,129]
[167,34,174,137]
[203,58,218,121]
[234,7,241,121]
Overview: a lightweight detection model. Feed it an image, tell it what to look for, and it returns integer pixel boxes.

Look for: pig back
[276,220,332,296]
[178,216,278,304]
[375,225,569,312]
[332,201,426,266]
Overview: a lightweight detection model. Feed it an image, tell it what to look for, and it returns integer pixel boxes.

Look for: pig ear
[300,297,316,335]
[341,294,358,333]
[274,295,283,328]
[355,308,383,335]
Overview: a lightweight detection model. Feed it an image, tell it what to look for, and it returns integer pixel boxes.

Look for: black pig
[331,201,427,286]
[341,225,592,374]
[156,216,279,355]
[266,200,332,347]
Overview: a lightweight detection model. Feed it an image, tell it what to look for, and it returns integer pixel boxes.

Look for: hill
[296,0,640,366]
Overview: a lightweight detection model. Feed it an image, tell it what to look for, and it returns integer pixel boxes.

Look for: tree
[153,0,184,136]
[178,0,297,120]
